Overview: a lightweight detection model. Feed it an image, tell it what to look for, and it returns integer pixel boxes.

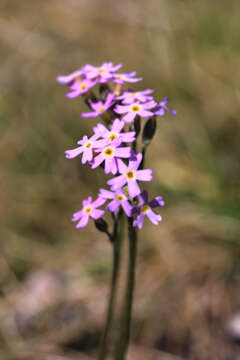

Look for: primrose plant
[57,62,176,360]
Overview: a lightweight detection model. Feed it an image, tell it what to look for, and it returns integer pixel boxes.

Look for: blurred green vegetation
[0,0,240,359]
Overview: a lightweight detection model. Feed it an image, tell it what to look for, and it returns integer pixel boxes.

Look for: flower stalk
[98,211,124,360]
[114,217,138,360]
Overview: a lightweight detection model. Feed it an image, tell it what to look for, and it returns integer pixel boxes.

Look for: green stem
[114,217,138,360]
[98,211,124,360]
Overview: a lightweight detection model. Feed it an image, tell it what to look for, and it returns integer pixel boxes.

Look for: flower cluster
[58,62,176,230]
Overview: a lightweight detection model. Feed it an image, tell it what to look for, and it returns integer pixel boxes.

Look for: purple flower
[85,62,122,83]
[72,196,105,228]
[91,137,131,175]
[56,69,84,85]
[65,135,103,164]
[81,93,115,118]
[99,188,133,216]
[93,118,135,145]
[65,78,97,98]
[117,89,154,104]
[155,97,176,116]
[132,190,165,229]
[107,153,152,198]
[114,100,157,123]
[112,72,142,84]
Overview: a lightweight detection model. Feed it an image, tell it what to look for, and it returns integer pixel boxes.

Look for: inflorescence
[57,62,176,230]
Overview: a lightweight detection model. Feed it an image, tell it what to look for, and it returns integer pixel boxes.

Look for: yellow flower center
[130,93,136,97]
[80,83,87,91]
[84,205,92,214]
[131,104,141,112]
[109,132,118,142]
[115,75,122,79]
[98,106,105,113]
[141,205,150,213]
[84,141,92,149]
[125,170,135,180]
[104,147,115,158]
[98,68,105,73]
[116,194,125,202]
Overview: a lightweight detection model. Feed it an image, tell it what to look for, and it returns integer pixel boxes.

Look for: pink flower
[99,188,133,216]
[93,118,135,145]
[117,89,154,104]
[91,138,131,175]
[85,62,122,83]
[112,72,142,84]
[132,190,164,229]
[81,93,115,118]
[72,196,106,228]
[114,100,157,123]
[155,97,176,116]
[65,135,103,164]
[65,78,97,98]
[56,69,84,85]
[107,153,152,198]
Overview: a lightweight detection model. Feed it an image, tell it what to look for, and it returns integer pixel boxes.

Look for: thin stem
[114,217,138,360]
[98,210,124,360]
[139,147,146,170]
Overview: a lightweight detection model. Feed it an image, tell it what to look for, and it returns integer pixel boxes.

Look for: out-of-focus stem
[98,210,124,360]
[114,217,138,360]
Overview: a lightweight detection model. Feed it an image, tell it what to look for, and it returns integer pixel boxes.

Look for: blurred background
[0,0,240,359]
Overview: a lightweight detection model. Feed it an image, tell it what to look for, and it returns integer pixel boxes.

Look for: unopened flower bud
[114,83,124,96]
[142,117,156,148]
[134,116,141,138]
[94,218,109,233]
[99,83,110,99]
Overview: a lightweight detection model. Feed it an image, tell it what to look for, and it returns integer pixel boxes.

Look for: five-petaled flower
[93,118,135,145]
[114,100,157,123]
[72,196,106,228]
[112,72,142,84]
[81,93,115,118]
[91,138,131,175]
[132,190,165,229]
[107,153,152,198]
[65,135,103,164]
[56,69,85,85]
[65,78,97,99]
[99,188,133,216]
[85,62,122,83]
[117,89,154,104]
[155,97,176,116]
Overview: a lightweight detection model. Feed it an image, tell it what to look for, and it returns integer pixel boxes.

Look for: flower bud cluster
[57,62,176,230]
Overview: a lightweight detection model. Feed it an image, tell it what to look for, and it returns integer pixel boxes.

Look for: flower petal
[133,214,145,229]
[122,112,136,123]
[136,169,153,181]
[115,147,131,158]
[146,209,162,225]
[92,196,106,208]
[129,152,142,170]
[107,175,126,190]
[127,179,141,198]
[82,148,93,164]
[91,153,104,169]
[121,201,133,217]
[107,200,120,213]
[91,209,104,220]
[138,110,154,118]
[65,146,83,159]
[99,189,115,199]
[117,159,128,174]
[76,215,89,228]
